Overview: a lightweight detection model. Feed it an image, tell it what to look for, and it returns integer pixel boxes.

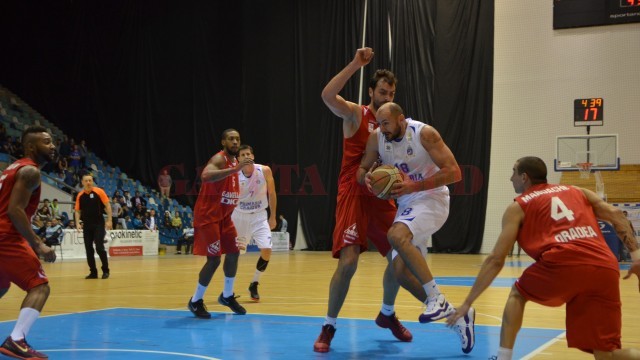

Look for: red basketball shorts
[0,237,49,291]
[193,215,238,257]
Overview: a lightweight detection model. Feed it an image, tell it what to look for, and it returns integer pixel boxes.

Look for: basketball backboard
[554,134,619,171]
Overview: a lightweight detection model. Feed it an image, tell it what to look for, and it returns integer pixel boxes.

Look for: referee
[75,173,112,279]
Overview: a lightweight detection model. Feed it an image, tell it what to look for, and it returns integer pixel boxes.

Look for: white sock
[323,316,337,327]
[423,280,440,302]
[381,303,395,316]
[191,284,207,302]
[252,270,263,283]
[11,308,39,340]
[497,347,513,360]
[222,277,235,298]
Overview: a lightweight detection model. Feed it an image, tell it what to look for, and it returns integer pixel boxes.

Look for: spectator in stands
[63,170,77,188]
[146,193,156,207]
[36,200,52,222]
[31,216,46,239]
[171,211,182,230]
[124,215,132,230]
[123,190,133,208]
[162,210,172,229]
[68,145,81,173]
[58,136,71,159]
[111,198,123,229]
[133,203,146,218]
[50,199,60,219]
[145,210,157,231]
[157,169,172,199]
[279,214,288,232]
[57,156,68,174]
[175,221,194,255]
[78,140,88,167]
[44,218,64,247]
[0,123,6,142]
[66,219,76,230]
[10,137,23,158]
[132,191,146,208]
[132,214,144,230]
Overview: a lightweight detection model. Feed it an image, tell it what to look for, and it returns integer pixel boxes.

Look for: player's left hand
[364,161,380,193]
[268,217,277,231]
[389,172,415,198]
[623,260,640,292]
[446,303,470,327]
[105,220,113,230]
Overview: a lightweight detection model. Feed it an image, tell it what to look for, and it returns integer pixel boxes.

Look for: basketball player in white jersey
[231,145,277,301]
[356,102,475,354]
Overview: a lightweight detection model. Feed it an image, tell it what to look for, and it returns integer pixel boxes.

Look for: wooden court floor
[0,251,638,359]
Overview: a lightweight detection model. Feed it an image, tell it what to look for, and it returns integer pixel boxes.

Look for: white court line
[520,331,567,360]
[41,349,220,359]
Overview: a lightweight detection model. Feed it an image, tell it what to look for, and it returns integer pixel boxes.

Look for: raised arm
[263,166,278,230]
[446,202,523,325]
[8,165,56,262]
[200,153,253,183]
[321,48,374,137]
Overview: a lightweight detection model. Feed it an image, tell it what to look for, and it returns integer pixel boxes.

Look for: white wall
[482,1,640,253]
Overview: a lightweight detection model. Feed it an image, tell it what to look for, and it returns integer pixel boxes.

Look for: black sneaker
[0,336,48,359]
[102,273,110,279]
[188,298,211,319]
[218,293,246,315]
[249,282,260,301]
[85,273,98,279]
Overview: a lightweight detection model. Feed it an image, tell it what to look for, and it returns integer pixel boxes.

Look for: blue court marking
[0,308,564,359]
[436,277,516,287]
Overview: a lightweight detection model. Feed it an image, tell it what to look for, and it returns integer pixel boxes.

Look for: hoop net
[577,162,592,179]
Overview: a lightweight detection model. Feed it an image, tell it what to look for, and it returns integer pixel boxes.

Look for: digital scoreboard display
[554,0,640,29]
[574,98,604,126]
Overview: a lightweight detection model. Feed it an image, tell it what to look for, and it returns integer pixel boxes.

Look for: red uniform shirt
[0,158,41,238]
[193,151,239,226]
[337,105,379,196]
[515,183,618,271]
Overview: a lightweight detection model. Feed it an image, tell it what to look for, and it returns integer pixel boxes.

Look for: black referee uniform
[75,185,111,278]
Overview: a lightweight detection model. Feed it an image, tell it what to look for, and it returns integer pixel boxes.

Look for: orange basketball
[369,165,402,199]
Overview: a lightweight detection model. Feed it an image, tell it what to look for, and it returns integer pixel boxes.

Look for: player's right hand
[354,47,374,67]
[38,243,57,263]
[236,157,254,170]
[623,260,640,292]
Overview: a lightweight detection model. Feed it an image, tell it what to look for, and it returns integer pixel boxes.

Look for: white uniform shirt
[236,164,269,213]
[377,118,449,207]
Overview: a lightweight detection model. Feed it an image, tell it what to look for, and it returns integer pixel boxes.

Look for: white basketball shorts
[391,191,449,259]
[231,210,272,249]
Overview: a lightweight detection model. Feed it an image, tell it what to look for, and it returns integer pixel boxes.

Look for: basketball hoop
[577,162,592,179]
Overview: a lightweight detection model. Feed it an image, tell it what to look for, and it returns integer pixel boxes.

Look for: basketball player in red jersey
[0,126,57,359]
[314,47,426,352]
[187,129,254,318]
[447,157,640,359]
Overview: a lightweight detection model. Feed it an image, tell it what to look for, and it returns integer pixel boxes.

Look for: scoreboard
[554,0,640,29]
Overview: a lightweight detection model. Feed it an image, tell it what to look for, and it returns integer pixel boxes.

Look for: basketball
[369,165,402,199]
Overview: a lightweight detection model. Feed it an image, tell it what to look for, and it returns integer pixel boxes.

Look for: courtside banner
[58,229,159,259]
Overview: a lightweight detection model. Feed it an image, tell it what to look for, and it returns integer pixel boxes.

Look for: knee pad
[256,257,269,272]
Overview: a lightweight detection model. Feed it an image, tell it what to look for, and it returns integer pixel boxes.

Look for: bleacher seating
[0,84,193,245]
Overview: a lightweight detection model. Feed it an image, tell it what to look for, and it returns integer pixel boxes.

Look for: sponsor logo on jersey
[368,122,375,133]
[343,223,358,242]
[406,146,413,156]
[208,240,221,255]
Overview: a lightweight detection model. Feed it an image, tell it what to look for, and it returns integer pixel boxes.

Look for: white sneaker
[453,306,475,354]
[419,294,454,323]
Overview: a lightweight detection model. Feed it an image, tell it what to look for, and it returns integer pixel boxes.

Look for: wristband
[631,249,640,261]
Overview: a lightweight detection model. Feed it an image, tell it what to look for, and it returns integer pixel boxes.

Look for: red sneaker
[0,336,48,359]
[375,312,413,342]
[313,324,336,353]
